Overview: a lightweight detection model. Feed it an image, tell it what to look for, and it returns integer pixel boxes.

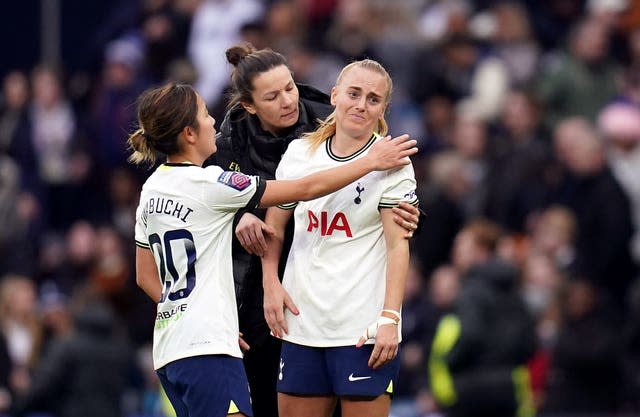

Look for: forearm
[261,208,288,284]
[383,242,409,312]
[135,247,162,303]
[381,209,409,312]
[260,157,374,207]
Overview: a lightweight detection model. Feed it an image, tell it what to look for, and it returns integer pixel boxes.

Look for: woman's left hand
[356,320,399,369]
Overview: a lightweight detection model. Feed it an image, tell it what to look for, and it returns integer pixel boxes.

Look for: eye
[348,91,359,98]
[265,94,277,101]
[368,96,381,104]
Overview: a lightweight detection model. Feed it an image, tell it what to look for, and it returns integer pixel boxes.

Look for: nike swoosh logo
[348,373,372,382]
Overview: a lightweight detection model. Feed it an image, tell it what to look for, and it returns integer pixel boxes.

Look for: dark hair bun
[226,42,257,66]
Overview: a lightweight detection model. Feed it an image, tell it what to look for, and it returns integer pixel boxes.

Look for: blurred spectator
[529,205,578,272]
[417,0,471,44]
[473,2,541,87]
[107,167,142,238]
[483,88,552,232]
[324,0,376,61]
[410,34,500,118]
[597,101,640,267]
[10,300,133,417]
[536,17,621,128]
[0,275,42,399]
[520,253,565,406]
[264,0,307,52]
[89,36,149,178]
[0,71,38,193]
[0,156,35,277]
[429,219,536,417]
[410,151,465,277]
[187,0,264,111]
[448,110,490,219]
[30,65,90,231]
[552,117,636,308]
[541,278,624,415]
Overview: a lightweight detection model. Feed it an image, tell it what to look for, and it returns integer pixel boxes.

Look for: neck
[167,152,201,166]
[331,130,373,157]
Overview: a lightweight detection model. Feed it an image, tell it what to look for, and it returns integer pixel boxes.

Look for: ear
[330,86,337,106]
[180,125,197,145]
[241,101,257,115]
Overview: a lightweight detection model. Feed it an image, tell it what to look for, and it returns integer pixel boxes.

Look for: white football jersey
[134,163,264,369]
[276,135,418,347]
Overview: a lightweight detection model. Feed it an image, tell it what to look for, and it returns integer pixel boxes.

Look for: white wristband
[361,316,398,341]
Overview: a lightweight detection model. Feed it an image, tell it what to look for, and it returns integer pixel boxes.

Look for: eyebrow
[262,81,294,98]
[347,86,383,100]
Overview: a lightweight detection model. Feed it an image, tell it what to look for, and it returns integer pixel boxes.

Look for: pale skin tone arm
[356,207,409,369]
[257,134,416,208]
[237,201,420,256]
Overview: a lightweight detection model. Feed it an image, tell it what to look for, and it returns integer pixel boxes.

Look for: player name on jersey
[144,197,194,223]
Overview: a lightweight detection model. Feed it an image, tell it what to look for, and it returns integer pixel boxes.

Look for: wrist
[381,309,401,324]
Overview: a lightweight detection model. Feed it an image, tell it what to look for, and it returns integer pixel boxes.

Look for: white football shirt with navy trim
[276,135,418,347]
[134,163,264,369]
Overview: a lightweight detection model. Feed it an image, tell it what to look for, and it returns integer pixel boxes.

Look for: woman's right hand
[366,134,418,171]
[263,278,299,338]
[235,213,275,256]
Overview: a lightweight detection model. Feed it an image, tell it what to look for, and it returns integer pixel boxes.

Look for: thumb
[262,223,276,237]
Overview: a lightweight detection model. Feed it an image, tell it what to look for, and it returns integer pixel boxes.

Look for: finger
[368,347,381,368]
[262,224,276,236]
[275,309,287,336]
[239,337,250,352]
[254,227,269,254]
[356,337,366,348]
[284,295,299,315]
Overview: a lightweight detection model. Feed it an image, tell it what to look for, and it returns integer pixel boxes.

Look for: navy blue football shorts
[277,341,400,398]
[156,355,253,417]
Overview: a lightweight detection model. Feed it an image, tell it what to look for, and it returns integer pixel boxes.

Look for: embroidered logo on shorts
[218,171,251,190]
[348,373,371,382]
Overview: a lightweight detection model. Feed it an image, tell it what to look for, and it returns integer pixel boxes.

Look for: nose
[355,95,366,111]
[281,92,294,107]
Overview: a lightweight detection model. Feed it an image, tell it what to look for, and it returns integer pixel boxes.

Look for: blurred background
[0,0,639,416]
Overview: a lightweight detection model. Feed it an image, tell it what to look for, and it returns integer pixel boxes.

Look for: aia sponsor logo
[307,210,352,237]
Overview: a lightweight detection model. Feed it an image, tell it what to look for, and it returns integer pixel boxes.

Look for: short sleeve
[204,167,265,211]
[379,164,419,209]
[274,139,307,210]
[134,201,149,249]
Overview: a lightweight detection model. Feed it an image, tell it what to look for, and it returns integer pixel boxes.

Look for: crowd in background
[1,0,640,416]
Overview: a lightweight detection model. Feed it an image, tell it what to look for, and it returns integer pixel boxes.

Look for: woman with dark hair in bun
[129,82,417,417]
[204,43,421,417]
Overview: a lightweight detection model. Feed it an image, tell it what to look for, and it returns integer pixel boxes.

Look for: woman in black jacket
[205,43,421,417]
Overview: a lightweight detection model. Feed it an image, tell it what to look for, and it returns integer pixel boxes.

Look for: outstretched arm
[261,207,298,338]
[258,134,417,208]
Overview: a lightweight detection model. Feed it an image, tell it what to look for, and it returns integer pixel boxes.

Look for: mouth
[282,109,298,119]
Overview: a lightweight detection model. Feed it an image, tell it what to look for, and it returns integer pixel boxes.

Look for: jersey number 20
[148,229,197,303]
